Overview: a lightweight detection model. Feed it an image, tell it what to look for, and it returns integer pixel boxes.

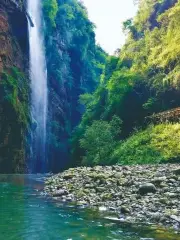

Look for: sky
[82,0,138,54]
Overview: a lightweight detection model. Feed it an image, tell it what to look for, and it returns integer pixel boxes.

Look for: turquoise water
[0,175,179,240]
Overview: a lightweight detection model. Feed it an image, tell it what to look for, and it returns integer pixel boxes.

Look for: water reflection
[0,175,179,240]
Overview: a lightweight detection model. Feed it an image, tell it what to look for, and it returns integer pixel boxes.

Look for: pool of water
[0,175,179,240]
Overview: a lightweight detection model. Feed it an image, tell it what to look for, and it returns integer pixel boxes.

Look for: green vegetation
[0,67,29,127]
[0,67,29,173]
[43,0,58,28]
[71,0,180,166]
[43,0,107,170]
[112,123,180,164]
[80,116,122,166]
[3,0,180,171]
[4,0,180,172]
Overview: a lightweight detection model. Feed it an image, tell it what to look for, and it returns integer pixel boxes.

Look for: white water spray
[27,0,47,172]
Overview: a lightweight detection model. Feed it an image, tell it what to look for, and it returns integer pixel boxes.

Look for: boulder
[139,183,157,195]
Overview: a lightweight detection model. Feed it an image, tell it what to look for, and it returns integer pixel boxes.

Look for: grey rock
[52,189,68,197]
[149,212,162,221]
[173,168,180,175]
[44,164,180,230]
[164,192,178,198]
[139,183,157,195]
[140,239,154,240]
[151,176,167,184]
[96,187,106,192]
[121,206,131,214]
[170,215,180,223]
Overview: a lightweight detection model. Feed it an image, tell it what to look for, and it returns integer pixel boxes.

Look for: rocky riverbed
[44,164,180,230]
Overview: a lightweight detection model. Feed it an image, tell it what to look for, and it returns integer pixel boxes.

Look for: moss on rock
[0,67,30,173]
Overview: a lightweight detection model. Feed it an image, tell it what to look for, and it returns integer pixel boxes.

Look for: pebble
[44,164,180,231]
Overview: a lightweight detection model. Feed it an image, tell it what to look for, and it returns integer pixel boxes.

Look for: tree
[80,116,122,165]
[122,19,133,34]
[71,0,180,167]
[43,0,58,28]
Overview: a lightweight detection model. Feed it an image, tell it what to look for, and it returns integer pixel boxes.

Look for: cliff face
[0,0,106,173]
[43,0,107,172]
[0,0,28,70]
[0,0,29,173]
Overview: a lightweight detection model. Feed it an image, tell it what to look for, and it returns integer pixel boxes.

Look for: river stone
[159,182,168,188]
[140,239,154,240]
[96,187,106,192]
[139,183,157,195]
[121,206,131,214]
[151,176,167,185]
[63,173,74,180]
[159,198,168,204]
[85,184,94,188]
[168,178,176,183]
[45,164,180,230]
[170,215,180,223]
[164,192,178,198]
[173,168,180,175]
[76,201,88,206]
[149,212,162,221]
[99,206,107,211]
[52,189,68,197]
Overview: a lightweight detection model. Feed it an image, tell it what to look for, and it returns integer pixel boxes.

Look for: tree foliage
[71,0,180,166]
[43,0,58,28]
[80,116,122,166]
[112,123,180,164]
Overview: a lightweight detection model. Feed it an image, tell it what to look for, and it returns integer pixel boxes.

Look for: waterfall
[27,0,48,173]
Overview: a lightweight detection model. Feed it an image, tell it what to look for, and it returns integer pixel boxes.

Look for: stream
[0,175,179,240]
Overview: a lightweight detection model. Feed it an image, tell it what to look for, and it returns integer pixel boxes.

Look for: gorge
[0,0,180,171]
[0,0,106,173]
[0,0,180,239]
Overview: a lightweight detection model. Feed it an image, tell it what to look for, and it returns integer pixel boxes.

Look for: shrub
[112,123,180,164]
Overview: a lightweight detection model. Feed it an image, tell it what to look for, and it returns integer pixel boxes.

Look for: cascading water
[27,0,48,173]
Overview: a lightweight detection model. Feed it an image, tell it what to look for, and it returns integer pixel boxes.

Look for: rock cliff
[0,0,29,173]
[0,0,106,173]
